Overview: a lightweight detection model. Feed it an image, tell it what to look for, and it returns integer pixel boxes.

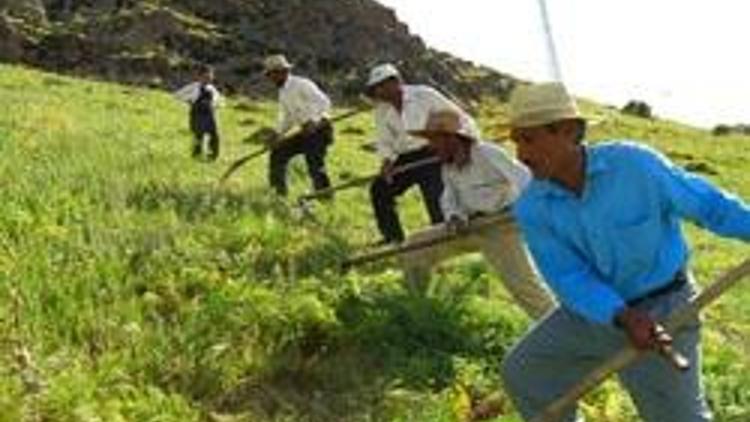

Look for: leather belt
[627,268,688,307]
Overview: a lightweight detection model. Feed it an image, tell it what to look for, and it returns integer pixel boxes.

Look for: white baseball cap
[365,63,401,91]
[264,54,293,73]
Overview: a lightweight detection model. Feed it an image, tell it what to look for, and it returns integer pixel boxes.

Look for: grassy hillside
[0,63,749,422]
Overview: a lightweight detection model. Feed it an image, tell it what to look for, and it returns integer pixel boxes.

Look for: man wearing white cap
[501,82,750,421]
[365,63,479,244]
[263,54,333,196]
[402,109,555,318]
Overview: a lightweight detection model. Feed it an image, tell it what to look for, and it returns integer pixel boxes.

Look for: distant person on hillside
[114,0,136,11]
[365,63,476,245]
[173,64,222,161]
[262,54,333,197]
[502,82,750,421]
[401,109,555,318]
[52,0,78,17]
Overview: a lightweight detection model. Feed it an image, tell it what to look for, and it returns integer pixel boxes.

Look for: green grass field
[1,63,749,421]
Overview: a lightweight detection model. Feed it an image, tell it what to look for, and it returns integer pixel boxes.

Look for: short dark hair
[456,133,477,146]
[544,118,587,144]
[364,76,399,98]
[196,63,214,76]
[434,133,476,166]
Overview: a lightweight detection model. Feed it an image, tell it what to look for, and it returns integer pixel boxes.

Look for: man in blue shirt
[501,82,750,422]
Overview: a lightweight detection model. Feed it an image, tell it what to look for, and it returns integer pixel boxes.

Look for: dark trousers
[190,110,219,160]
[192,129,220,160]
[269,122,333,196]
[115,0,136,10]
[370,147,444,242]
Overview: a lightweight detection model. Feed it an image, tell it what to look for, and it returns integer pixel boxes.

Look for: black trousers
[190,112,220,160]
[192,129,220,160]
[269,122,333,196]
[370,147,444,242]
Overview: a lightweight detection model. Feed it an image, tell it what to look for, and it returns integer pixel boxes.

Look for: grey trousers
[399,216,555,319]
[501,278,713,422]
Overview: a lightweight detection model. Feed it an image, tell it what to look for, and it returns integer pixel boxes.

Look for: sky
[376,0,749,128]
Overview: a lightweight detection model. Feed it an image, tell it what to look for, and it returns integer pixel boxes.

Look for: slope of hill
[1,63,749,421]
[0,0,514,104]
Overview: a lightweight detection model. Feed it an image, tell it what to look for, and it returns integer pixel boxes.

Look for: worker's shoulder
[512,178,549,221]
[591,140,669,171]
[406,84,446,99]
[204,83,221,93]
[288,74,323,90]
[475,140,510,156]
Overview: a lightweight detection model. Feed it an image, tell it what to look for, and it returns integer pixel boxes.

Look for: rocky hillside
[0,0,515,103]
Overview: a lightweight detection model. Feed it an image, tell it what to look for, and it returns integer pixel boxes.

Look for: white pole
[537,0,563,82]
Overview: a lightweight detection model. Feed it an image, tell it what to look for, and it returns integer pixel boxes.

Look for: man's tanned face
[265,69,289,88]
[510,120,579,180]
[370,78,402,104]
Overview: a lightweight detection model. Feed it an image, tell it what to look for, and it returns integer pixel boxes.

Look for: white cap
[264,54,293,73]
[366,63,401,89]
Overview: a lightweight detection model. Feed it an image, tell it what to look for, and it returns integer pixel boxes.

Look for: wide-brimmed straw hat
[507,81,584,129]
[264,54,293,73]
[408,109,476,142]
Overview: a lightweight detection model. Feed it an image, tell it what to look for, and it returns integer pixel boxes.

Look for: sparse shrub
[622,100,653,118]
[712,123,750,136]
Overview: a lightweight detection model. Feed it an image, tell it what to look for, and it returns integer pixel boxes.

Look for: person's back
[174,64,221,160]
[441,141,530,217]
[192,84,214,116]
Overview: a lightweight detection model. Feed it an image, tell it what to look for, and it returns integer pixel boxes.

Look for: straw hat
[507,81,584,129]
[264,54,293,73]
[409,109,476,142]
[365,63,401,94]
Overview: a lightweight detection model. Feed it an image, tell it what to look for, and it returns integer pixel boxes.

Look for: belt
[627,268,688,307]
[469,211,488,219]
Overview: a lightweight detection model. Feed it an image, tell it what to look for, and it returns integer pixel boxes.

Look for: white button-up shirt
[373,85,480,161]
[173,82,222,106]
[277,75,331,135]
[441,141,531,220]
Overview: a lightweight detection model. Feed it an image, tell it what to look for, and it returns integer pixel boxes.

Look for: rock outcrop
[0,0,515,103]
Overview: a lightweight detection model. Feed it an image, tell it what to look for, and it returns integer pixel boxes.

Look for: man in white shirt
[263,55,333,196]
[402,109,555,318]
[365,63,479,244]
[173,63,222,160]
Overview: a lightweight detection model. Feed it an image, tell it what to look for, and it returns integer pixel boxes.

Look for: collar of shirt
[279,75,296,96]
[529,146,611,200]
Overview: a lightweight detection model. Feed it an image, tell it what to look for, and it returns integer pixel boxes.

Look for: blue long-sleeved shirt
[513,141,750,324]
